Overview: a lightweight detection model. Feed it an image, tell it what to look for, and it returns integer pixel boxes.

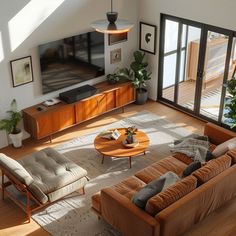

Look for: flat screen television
[39,31,105,94]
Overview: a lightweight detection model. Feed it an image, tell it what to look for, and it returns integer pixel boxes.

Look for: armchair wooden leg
[26,191,31,223]
[82,187,85,195]
[2,174,4,200]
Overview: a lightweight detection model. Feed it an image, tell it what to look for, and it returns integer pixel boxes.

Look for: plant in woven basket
[125,126,137,144]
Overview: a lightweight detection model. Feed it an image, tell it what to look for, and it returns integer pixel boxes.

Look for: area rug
[32,111,192,236]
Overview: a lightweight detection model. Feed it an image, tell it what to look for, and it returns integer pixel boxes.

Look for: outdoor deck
[162,76,225,120]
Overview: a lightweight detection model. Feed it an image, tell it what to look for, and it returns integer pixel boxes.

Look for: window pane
[200,32,229,121]
[181,24,187,48]
[177,26,201,111]
[164,20,179,53]
[162,53,177,101]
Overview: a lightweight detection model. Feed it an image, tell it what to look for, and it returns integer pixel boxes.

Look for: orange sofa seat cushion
[110,176,146,200]
[145,175,197,216]
[135,156,187,184]
[192,154,231,185]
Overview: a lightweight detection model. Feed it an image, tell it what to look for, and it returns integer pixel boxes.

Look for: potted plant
[106,68,131,84]
[125,126,137,144]
[129,51,152,105]
[0,99,23,148]
[224,77,236,129]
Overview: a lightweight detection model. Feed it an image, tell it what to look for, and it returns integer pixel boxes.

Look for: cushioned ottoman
[0,147,88,221]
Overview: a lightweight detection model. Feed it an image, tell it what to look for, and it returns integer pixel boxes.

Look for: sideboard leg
[101,155,105,164]
[49,135,52,143]
[122,107,125,113]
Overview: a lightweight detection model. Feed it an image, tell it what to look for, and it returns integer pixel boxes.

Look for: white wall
[0,0,139,148]
[139,0,236,100]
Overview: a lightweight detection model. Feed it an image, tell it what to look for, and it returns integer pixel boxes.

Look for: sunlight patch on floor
[8,0,65,51]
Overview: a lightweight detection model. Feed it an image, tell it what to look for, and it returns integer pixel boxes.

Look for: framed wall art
[110,48,122,64]
[139,22,157,54]
[10,56,34,87]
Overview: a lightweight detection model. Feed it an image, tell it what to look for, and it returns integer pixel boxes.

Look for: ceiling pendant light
[90,0,134,34]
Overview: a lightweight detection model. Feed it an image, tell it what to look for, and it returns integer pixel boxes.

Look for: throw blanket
[171,138,210,162]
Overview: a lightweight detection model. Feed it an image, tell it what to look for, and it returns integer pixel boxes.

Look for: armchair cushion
[0,153,33,186]
[28,182,48,204]
[18,148,87,200]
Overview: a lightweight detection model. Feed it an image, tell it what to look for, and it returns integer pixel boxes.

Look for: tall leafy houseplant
[0,99,23,148]
[130,51,152,104]
[224,78,236,129]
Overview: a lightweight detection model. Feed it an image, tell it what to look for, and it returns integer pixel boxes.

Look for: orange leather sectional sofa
[91,123,236,236]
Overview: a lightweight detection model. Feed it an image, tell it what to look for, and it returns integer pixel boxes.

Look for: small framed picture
[139,22,157,55]
[108,32,128,46]
[10,56,34,87]
[110,48,121,64]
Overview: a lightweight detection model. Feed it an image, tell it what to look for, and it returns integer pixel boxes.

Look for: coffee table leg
[129,157,132,169]
[101,155,105,164]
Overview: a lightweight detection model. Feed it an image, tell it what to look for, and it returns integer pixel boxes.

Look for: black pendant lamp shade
[91,0,134,34]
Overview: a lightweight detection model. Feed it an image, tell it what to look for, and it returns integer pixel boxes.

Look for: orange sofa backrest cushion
[145,175,197,216]
[192,155,231,185]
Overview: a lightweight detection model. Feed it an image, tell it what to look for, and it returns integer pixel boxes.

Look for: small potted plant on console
[0,99,23,148]
[106,68,132,84]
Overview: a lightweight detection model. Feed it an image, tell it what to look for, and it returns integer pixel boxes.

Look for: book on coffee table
[99,129,121,140]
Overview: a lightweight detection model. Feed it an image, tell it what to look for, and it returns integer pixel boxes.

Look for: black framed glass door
[158,14,234,125]
[158,15,203,113]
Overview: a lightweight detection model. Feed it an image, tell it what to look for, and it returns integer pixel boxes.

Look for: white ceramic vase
[9,131,23,148]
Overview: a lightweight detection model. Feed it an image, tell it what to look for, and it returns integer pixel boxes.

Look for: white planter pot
[9,131,23,148]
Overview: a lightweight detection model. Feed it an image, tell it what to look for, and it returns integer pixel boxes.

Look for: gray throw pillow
[182,161,202,177]
[132,177,166,209]
[206,151,215,162]
[132,171,180,209]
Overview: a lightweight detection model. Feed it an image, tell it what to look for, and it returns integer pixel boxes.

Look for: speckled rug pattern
[32,111,191,236]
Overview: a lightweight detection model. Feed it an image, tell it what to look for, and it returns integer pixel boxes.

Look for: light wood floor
[0,101,236,236]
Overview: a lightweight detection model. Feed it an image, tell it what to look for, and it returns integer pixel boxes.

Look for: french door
[158,14,234,125]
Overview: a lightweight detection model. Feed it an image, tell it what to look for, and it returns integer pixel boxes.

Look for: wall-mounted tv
[39,31,105,94]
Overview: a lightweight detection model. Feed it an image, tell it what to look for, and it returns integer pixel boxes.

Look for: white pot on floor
[9,131,23,148]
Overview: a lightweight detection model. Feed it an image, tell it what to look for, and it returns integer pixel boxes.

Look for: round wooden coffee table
[94,128,149,168]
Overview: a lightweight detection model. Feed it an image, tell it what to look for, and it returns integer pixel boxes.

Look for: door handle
[197,70,204,79]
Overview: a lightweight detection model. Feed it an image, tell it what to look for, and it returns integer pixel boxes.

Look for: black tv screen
[39,31,105,94]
